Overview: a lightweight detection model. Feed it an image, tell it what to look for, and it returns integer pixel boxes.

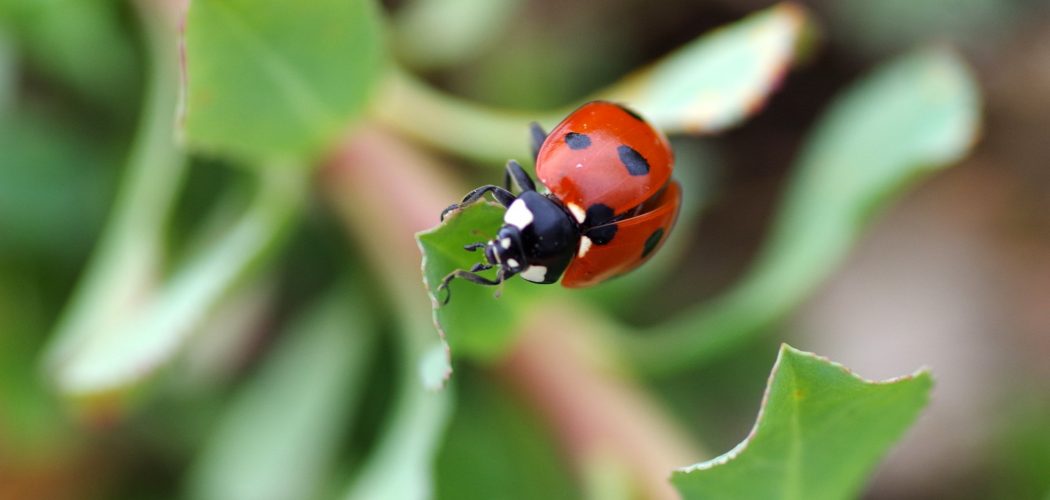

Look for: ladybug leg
[440,185,516,221]
[437,262,501,304]
[463,242,486,252]
[529,122,547,162]
[504,160,536,192]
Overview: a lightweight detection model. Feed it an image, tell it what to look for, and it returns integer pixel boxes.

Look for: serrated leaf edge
[413,200,506,389]
[415,234,453,389]
[674,343,932,474]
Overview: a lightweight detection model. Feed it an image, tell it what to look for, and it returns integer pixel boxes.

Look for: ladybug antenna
[436,262,501,305]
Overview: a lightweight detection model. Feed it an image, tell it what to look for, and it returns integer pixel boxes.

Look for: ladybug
[438,101,681,302]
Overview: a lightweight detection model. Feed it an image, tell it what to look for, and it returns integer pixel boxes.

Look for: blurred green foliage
[2,0,1043,498]
[183,0,384,165]
[187,284,376,500]
[435,373,579,500]
[0,0,137,108]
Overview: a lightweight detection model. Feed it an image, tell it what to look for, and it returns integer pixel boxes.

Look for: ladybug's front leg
[440,185,516,221]
[437,262,503,304]
[503,160,536,193]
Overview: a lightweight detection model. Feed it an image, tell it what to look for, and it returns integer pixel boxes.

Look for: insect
[438,101,681,303]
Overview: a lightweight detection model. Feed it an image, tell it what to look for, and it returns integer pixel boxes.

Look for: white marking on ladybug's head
[578,236,593,258]
[500,237,511,249]
[567,202,586,224]
[504,199,533,229]
[520,265,548,283]
[506,258,520,269]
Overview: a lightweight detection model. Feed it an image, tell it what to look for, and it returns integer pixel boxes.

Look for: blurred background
[0,0,1048,499]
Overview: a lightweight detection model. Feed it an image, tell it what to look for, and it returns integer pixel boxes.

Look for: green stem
[370,67,562,165]
[44,3,184,369]
[57,166,305,397]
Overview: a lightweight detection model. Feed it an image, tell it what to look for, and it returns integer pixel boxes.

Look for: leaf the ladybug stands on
[417,202,541,361]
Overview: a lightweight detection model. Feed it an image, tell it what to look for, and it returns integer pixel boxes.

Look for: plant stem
[370,68,557,165]
[44,2,184,369]
[57,166,305,398]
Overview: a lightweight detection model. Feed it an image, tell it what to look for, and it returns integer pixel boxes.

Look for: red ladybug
[438,101,680,302]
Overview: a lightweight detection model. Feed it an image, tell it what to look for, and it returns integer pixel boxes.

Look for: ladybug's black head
[483,225,527,277]
[486,192,581,285]
[438,163,581,303]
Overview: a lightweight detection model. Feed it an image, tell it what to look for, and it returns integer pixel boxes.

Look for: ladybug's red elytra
[438,101,680,302]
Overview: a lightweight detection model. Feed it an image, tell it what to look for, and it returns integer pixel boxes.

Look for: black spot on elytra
[642,228,665,258]
[617,145,649,176]
[565,132,591,150]
[585,203,615,226]
[584,203,617,244]
[587,224,618,245]
[616,104,647,123]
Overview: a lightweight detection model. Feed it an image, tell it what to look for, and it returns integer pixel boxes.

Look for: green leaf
[416,202,538,361]
[625,47,981,374]
[187,285,375,500]
[601,3,810,134]
[673,344,932,500]
[183,0,384,165]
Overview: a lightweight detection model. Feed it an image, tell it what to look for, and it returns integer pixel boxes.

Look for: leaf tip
[770,1,810,27]
[672,344,937,499]
[419,341,453,391]
[415,233,454,390]
[907,44,983,164]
